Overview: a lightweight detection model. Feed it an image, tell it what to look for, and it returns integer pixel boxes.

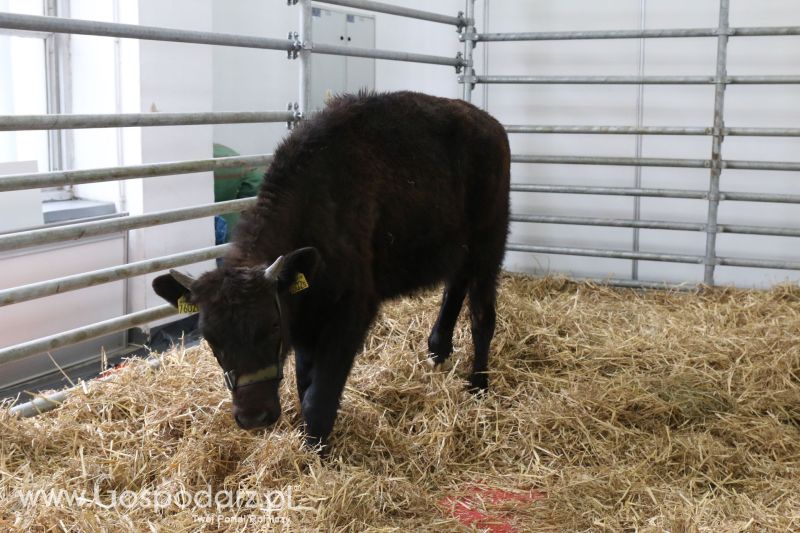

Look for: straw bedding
[1,274,799,531]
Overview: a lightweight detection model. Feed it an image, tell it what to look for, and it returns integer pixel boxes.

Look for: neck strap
[222,293,285,391]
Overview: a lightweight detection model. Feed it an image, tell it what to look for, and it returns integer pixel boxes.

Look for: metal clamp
[287,31,300,59]
[458,30,478,47]
[465,32,478,48]
[457,73,476,90]
[455,51,465,74]
[287,102,302,129]
[455,10,467,32]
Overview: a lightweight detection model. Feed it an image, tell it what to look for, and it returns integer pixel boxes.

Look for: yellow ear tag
[290,272,309,294]
[177,294,198,314]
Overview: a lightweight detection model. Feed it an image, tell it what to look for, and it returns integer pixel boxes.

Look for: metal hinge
[287,102,302,129]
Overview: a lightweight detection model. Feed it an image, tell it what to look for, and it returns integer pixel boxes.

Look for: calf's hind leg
[467,273,499,392]
[427,276,469,367]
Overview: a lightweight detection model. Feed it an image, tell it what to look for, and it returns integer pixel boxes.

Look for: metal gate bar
[510,215,800,238]
[504,125,800,137]
[475,26,800,41]
[0,111,295,131]
[472,74,800,84]
[512,155,709,168]
[507,125,712,136]
[0,155,274,192]
[0,244,231,307]
[506,243,703,264]
[510,184,707,200]
[723,191,800,203]
[506,243,800,271]
[0,198,256,252]
[512,154,800,171]
[0,12,296,51]
[309,41,463,66]
[0,304,177,366]
[314,0,465,27]
[509,184,800,205]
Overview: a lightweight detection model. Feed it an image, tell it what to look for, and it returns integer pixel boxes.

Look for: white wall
[485,0,800,287]
[373,0,462,97]
[211,0,464,157]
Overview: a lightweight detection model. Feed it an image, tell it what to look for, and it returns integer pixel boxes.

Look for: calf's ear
[268,247,322,295]
[152,270,196,308]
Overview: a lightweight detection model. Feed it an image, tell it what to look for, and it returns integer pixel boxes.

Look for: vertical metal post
[631,0,647,281]
[703,0,730,285]
[298,0,313,117]
[44,0,64,173]
[480,0,490,110]
[462,0,476,102]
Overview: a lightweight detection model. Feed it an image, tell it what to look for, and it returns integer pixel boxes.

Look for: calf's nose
[234,410,279,429]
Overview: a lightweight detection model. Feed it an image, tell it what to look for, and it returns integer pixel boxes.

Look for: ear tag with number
[177,294,199,314]
[290,272,309,294]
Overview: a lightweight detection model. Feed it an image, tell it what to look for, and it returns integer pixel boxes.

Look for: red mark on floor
[439,484,546,533]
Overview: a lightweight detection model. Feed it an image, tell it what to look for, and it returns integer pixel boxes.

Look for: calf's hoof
[304,434,329,456]
[426,352,453,370]
[466,373,488,394]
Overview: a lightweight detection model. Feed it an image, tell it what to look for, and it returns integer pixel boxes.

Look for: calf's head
[152,247,320,430]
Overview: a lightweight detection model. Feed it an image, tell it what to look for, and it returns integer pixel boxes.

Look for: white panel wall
[211,0,297,159]
[373,0,462,97]
[484,0,800,287]
[211,0,464,157]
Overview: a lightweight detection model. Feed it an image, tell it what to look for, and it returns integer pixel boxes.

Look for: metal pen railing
[472,26,800,41]
[0,2,469,371]
[460,0,800,288]
[0,244,232,307]
[504,125,800,137]
[0,155,275,192]
[0,198,257,253]
[0,111,295,131]
[1,0,798,386]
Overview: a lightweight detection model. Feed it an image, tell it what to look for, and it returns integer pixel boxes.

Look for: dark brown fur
[154,91,510,449]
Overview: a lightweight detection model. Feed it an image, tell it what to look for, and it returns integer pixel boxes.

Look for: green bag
[213,143,266,237]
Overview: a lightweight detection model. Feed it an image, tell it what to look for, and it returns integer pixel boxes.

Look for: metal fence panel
[1,0,799,372]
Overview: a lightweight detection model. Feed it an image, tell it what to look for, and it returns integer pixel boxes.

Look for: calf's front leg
[294,348,314,404]
[301,349,357,450]
[300,304,374,451]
